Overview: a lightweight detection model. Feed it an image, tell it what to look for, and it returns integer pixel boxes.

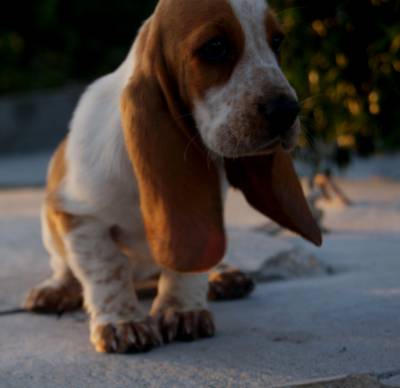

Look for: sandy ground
[0,156,400,387]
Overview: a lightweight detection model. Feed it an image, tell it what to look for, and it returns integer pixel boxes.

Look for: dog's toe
[24,280,82,313]
[208,268,255,301]
[91,318,162,354]
[155,308,215,343]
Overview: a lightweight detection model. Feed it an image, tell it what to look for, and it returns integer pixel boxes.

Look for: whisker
[299,93,327,106]
[182,131,216,170]
[174,112,194,122]
[300,125,317,151]
[253,138,277,153]
[183,132,202,162]
[206,149,215,169]
[234,135,243,157]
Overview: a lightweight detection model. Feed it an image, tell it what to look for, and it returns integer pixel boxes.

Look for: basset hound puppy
[24,0,322,353]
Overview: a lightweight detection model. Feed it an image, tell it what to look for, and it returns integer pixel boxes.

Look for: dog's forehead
[228,0,272,55]
[228,0,269,30]
[158,0,270,38]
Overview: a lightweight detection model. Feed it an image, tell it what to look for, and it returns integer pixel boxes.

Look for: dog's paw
[90,318,162,354]
[24,279,82,313]
[208,268,255,301]
[153,308,215,343]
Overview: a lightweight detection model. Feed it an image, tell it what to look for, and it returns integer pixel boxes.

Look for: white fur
[64,217,146,327]
[62,22,158,278]
[194,0,298,157]
[64,45,138,222]
[152,270,209,314]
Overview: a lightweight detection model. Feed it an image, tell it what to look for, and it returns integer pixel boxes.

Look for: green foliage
[1,0,399,150]
[0,0,157,93]
[269,0,400,151]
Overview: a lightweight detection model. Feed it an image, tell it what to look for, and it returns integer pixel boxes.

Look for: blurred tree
[0,0,156,93]
[270,0,400,153]
[0,0,399,152]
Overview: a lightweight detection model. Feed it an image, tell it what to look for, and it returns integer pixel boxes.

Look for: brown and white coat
[25,0,321,353]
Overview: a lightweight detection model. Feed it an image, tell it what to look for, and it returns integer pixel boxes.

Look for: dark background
[1,0,399,159]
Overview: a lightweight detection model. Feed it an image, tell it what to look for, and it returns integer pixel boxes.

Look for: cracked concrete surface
[285,371,400,388]
[1,172,400,387]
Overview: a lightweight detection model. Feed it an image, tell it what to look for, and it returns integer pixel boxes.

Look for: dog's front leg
[151,269,215,343]
[64,216,161,353]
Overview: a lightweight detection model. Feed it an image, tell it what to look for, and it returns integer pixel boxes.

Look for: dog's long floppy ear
[224,149,322,246]
[120,23,226,273]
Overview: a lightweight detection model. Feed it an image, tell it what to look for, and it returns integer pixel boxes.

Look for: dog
[24,0,322,353]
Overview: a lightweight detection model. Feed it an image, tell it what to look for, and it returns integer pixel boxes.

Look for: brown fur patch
[46,139,67,195]
[224,148,323,246]
[45,139,81,258]
[122,23,227,272]
[144,0,245,105]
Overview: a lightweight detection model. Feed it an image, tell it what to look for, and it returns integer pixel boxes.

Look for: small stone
[252,247,331,282]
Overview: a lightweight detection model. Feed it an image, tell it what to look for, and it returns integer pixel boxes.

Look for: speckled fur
[194,0,300,157]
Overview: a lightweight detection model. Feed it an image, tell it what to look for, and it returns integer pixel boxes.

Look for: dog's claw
[154,308,215,343]
[208,268,255,301]
[91,318,161,354]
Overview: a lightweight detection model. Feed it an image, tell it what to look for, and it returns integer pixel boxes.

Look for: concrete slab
[1,176,400,387]
[386,375,400,387]
[1,235,400,387]
[285,374,400,388]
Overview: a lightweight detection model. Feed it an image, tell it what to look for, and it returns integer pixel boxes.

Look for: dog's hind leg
[23,204,83,313]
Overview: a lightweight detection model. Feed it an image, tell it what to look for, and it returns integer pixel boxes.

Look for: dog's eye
[197,37,229,64]
[271,34,285,55]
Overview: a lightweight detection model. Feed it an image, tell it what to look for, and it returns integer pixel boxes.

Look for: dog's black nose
[261,97,300,135]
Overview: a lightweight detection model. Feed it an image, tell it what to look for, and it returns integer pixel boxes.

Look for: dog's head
[154,0,300,157]
[121,0,322,273]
